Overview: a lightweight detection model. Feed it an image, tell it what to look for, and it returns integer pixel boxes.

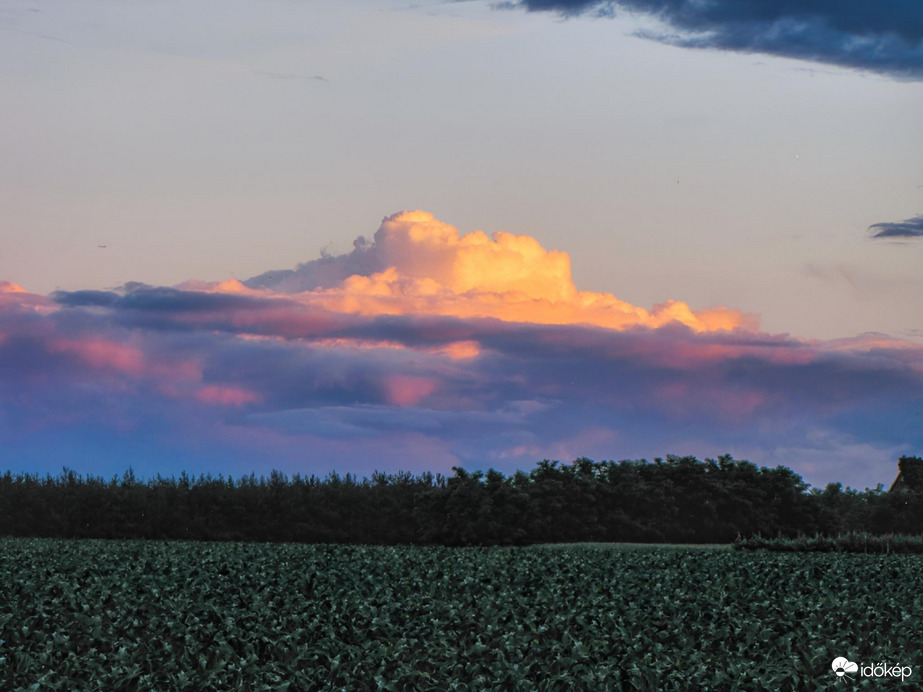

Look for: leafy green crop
[1,539,920,690]
[735,532,923,553]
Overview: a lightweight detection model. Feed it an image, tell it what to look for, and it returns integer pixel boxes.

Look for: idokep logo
[831,657,913,682]
[832,658,858,680]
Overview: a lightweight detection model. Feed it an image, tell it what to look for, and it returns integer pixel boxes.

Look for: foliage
[2,454,893,545]
[2,539,921,690]
[735,532,923,553]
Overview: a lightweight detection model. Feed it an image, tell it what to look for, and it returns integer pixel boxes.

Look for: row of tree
[1,455,920,545]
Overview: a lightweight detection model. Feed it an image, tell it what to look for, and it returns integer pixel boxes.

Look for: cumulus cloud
[505,0,923,80]
[869,214,923,239]
[1,211,921,486]
[244,211,754,333]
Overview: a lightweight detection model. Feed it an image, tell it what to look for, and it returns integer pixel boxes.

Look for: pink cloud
[0,283,56,313]
[49,338,146,375]
[497,426,619,461]
[195,385,262,407]
[195,420,463,476]
[654,382,768,421]
[383,375,437,406]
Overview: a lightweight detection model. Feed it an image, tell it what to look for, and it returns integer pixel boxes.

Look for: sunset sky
[2,0,922,489]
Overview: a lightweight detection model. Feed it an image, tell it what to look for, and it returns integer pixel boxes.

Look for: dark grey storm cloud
[869,214,923,239]
[505,0,923,79]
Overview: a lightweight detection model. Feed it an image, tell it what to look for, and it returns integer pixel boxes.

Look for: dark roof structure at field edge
[889,456,923,493]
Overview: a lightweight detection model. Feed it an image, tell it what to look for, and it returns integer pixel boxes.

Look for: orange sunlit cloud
[308,337,481,360]
[308,211,754,332]
[0,282,27,294]
[206,211,756,334]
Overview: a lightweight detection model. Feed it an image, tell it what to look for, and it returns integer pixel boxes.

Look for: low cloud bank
[1,212,920,487]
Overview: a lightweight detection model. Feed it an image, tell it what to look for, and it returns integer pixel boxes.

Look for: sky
[1,0,922,489]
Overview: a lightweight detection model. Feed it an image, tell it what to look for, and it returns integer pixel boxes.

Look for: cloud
[869,214,923,239]
[0,282,27,294]
[2,210,921,487]
[504,0,923,80]
[245,210,754,333]
[495,0,617,18]
[195,385,262,407]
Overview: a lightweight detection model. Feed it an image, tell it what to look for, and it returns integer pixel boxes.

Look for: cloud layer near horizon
[2,212,921,488]
[505,0,923,80]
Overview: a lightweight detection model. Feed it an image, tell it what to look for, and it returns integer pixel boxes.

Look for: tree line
[1,455,920,545]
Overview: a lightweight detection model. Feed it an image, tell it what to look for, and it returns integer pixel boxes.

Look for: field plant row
[735,532,923,553]
[2,539,922,690]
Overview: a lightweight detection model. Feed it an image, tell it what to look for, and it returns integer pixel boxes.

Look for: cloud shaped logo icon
[832,657,859,679]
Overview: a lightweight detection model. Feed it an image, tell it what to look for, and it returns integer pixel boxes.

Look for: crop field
[1,539,920,690]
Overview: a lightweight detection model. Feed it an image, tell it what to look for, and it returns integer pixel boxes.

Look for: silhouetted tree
[0,455,917,545]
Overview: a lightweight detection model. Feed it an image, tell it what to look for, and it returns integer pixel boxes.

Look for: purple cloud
[1,214,921,489]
